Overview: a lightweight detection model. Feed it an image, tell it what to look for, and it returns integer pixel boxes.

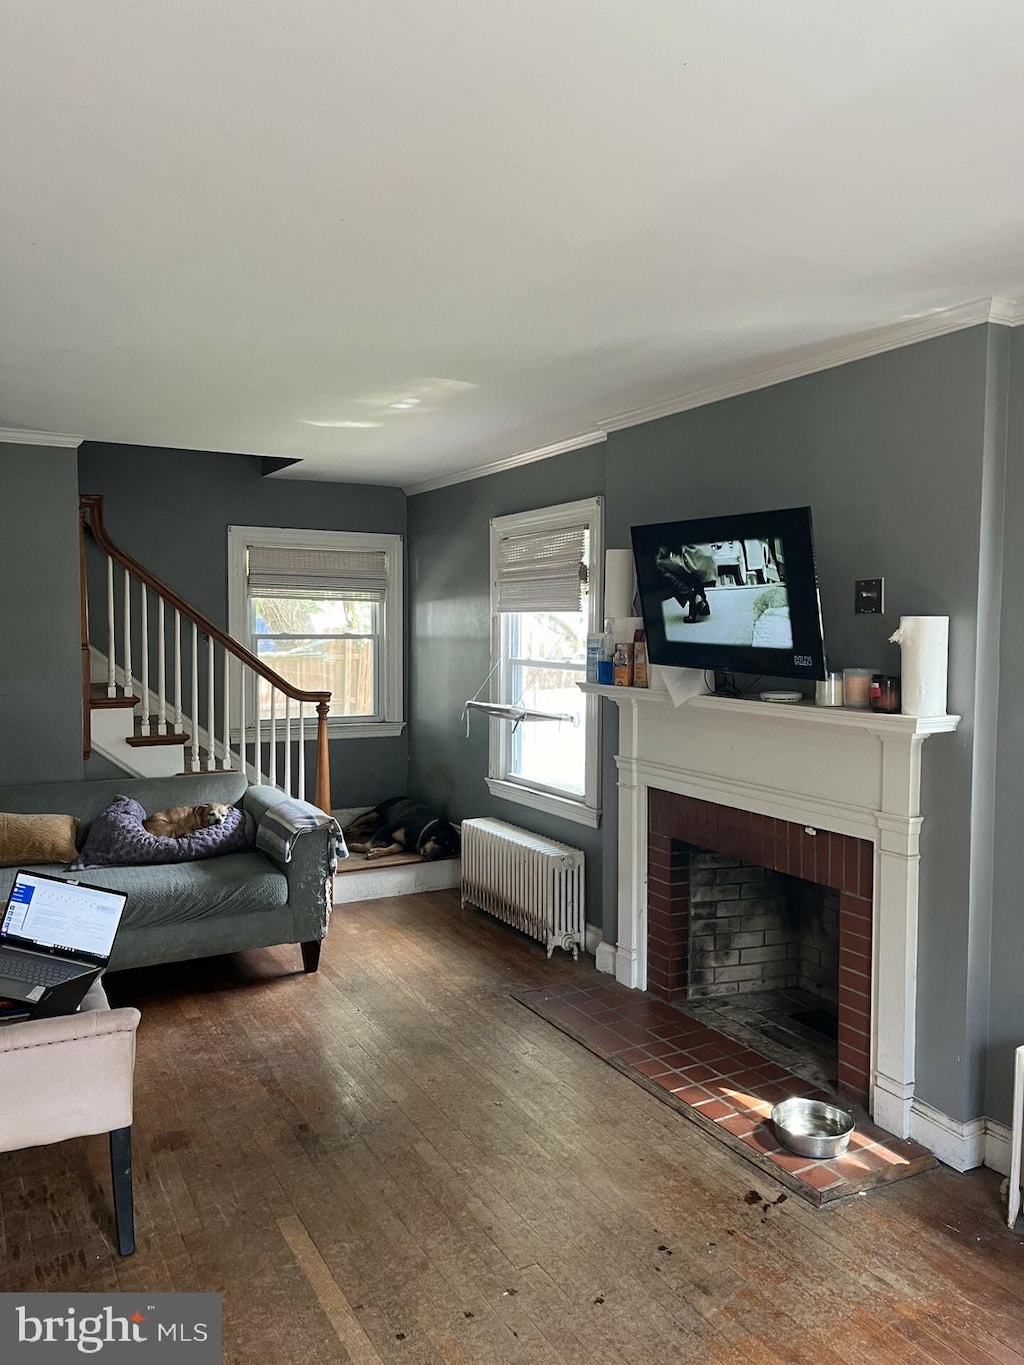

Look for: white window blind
[494,524,587,613]
[247,545,389,601]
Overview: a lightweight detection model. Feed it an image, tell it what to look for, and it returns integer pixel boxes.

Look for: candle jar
[870,674,901,714]
[842,668,875,710]
[815,673,844,707]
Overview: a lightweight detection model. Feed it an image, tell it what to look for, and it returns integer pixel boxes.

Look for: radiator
[460,818,585,959]
[1009,1044,1023,1229]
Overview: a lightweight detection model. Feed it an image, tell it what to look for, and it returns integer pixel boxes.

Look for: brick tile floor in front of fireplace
[512,977,935,1204]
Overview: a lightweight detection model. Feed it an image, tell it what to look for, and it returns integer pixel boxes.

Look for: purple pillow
[70,795,255,870]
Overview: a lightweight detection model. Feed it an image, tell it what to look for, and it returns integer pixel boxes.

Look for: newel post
[314,700,331,814]
[79,500,92,759]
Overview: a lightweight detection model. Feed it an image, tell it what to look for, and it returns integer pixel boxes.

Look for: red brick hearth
[647,790,873,1106]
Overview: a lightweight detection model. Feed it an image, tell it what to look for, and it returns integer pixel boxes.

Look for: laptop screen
[2,871,126,960]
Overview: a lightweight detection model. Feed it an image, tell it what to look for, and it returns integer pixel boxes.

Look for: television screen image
[631,507,826,681]
[655,537,792,649]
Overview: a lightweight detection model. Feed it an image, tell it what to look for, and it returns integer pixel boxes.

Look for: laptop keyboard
[0,948,85,986]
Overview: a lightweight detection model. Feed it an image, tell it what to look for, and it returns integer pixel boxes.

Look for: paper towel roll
[605,549,636,620]
[888,616,949,717]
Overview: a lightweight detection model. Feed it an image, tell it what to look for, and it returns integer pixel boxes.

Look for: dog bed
[70,795,255,870]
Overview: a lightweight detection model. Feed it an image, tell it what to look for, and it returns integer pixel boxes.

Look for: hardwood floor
[2,889,1022,1363]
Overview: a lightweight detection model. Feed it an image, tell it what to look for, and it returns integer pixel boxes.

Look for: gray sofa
[0,773,334,974]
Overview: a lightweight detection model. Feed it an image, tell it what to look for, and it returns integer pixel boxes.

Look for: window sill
[328,721,405,740]
[486,778,600,829]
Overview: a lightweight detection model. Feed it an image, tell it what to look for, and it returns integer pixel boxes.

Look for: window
[487,498,602,826]
[228,526,404,739]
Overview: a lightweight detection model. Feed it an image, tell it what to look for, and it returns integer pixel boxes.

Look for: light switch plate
[855,578,884,614]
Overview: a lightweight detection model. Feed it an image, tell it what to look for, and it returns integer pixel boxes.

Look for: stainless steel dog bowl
[771,1097,854,1159]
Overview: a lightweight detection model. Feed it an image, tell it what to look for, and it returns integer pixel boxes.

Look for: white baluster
[269,688,278,788]
[139,585,150,733]
[284,695,292,795]
[157,597,167,734]
[238,655,246,781]
[254,679,263,784]
[123,569,133,698]
[206,636,216,770]
[106,557,117,696]
[173,610,183,735]
[223,651,231,769]
[191,623,200,772]
[298,701,306,801]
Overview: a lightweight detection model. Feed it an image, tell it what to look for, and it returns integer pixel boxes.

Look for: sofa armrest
[243,787,335,942]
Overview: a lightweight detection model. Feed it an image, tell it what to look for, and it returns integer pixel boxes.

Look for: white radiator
[1009,1044,1023,1229]
[460,818,585,959]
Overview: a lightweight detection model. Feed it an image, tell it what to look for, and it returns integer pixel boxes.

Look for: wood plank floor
[2,889,1022,1364]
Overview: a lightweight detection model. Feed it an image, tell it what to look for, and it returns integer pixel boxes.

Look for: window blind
[247,545,388,601]
[494,524,587,613]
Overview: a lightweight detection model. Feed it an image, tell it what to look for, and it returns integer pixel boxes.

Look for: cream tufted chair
[0,980,141,1255]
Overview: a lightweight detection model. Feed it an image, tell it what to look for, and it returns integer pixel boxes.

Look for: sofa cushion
[70,796,254,870]
[0,812,79,867]
[0,854,288,932]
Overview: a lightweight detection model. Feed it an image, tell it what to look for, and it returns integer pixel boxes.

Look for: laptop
[0,869,127,1018]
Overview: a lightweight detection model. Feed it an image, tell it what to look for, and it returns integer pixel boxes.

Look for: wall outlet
[854,578,884,614]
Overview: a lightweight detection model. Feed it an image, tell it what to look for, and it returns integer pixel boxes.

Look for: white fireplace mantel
[582,681,960,1138]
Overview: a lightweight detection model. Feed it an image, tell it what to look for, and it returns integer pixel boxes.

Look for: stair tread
[125,732,190,747]
[89,686,140,710]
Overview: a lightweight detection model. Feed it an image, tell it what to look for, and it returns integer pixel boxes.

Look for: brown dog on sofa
[142,802,233,840]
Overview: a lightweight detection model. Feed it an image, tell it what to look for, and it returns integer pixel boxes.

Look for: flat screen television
[630,505,826,681]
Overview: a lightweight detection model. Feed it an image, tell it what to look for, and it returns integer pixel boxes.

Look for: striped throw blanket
[253,796,347,871]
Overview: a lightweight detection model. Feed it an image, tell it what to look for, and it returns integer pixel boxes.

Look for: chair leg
[109,1125,135,1256]
[301,940,321,973]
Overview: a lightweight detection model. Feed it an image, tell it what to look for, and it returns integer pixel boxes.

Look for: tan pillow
[0,813,80,867]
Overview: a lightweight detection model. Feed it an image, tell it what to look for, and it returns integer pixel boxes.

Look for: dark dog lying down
[343,797,460,861]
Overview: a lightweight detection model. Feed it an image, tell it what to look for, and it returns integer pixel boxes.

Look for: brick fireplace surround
[647,790,872,1105]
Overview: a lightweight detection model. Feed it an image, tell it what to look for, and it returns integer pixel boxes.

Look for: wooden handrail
[80,494,332,812]
[80,496,331,705]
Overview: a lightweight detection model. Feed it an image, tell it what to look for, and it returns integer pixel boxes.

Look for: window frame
[227,524,405,740]
[487,497,603,828]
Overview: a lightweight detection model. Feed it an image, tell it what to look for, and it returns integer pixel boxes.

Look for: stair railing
[79,495,332,813]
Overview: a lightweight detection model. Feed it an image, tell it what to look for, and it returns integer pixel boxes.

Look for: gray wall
[407,444,608,893]
[78,444,408,807]
[607,327,992,1124]
[408,326,995,1123]
[990,326,1024,1125]
[0,445,84,784]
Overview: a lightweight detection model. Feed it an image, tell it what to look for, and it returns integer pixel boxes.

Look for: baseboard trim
[983,1119,1014,1178]
[594,940,618,976]
[909,1098,985,1172]
[584,924,602,958]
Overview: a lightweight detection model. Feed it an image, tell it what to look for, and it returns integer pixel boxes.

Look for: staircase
[79,495,331,810]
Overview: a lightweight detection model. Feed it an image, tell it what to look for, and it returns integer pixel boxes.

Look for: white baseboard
[595,940,618,976]
[907,1098,1021,1181]
[909,1098,986,1172]
[983,1119,1014,1178]
[585,924,602,958]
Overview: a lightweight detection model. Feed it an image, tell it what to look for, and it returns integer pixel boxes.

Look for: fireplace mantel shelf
[578,683,960,738]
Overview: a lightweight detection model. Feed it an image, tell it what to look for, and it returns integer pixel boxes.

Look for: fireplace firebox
[647,790,872,1106]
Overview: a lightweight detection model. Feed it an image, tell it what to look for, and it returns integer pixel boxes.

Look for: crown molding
[0,428,84,448]
[601,297,1017,433]
[403,296,1021,496]
[988,296,1024,326]
[403,429,606,496]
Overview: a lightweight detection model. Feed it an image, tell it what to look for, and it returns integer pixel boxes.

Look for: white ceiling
[2,1,1024,488]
